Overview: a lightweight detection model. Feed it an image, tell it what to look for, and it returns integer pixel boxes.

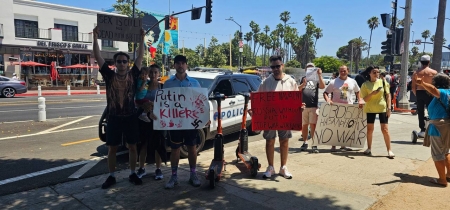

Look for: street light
[226,17,242,69]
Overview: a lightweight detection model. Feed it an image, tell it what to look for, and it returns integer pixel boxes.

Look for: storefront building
[0,0,131,87]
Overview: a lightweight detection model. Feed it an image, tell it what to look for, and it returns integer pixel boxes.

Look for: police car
[184,70,262,158]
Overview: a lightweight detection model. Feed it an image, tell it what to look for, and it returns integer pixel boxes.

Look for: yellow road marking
[61,138,99,146]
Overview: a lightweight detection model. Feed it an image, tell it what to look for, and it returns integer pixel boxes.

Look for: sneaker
[101,175,116,189]
[155,169,163,180]
[136,168,146,178]
[138,114,151,122]
[279,166,293,179]
[262,166,276,178]
[311,146,318,150]
[165,175,178,189]
[129,173,143,185]
[300,143,309,151]
[340,147,353,151]
[418,131,425,138]
[363,149,372,155]
[189,172,201,187]
[388,150,395,158]
[330,146,337,152]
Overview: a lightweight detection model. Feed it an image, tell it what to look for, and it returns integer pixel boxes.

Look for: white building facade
[0,0,130,85]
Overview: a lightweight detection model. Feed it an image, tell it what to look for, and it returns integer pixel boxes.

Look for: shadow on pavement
[372,172,443,188]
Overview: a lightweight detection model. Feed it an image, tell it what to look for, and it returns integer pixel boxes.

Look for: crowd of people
[92,24,450,189]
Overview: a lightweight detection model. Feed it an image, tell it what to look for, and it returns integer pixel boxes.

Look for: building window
[54,24,78,42]
[15,19,38,38]
[102,39,114,48]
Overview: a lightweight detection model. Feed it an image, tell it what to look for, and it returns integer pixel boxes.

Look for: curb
[16,92,106,96]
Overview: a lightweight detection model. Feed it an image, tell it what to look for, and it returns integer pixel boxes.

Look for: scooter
[206,92,234,189]
[235,92,261,177]
[411,116,429,144]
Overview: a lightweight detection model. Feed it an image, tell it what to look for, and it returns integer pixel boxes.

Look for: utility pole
[350,42,354,72]
[132,0,136,60]
[398,0,412,110]
[229,34,232,70]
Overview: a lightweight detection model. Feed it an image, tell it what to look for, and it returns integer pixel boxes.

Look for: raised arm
[134,29,146,70]
[317,68,326,89]
[93,26,105,67]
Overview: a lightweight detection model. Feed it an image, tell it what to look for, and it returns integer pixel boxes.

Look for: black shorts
[106,114,139,146]
[366,113,389,124]
[169,130,199,149]
[138,120,161,144]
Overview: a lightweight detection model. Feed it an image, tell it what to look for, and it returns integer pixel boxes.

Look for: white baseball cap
[306,63,315,67]
[420,55,431,61]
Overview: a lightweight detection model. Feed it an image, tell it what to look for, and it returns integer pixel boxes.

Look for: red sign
[239,40,243,48]
[251,91,302,130]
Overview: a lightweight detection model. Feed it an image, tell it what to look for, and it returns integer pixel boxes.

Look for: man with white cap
[411,55,437,137]
[12,73,18,80]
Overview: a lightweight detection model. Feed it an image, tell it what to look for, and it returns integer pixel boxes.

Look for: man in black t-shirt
[93,26,145,189]
[298,63,326,151]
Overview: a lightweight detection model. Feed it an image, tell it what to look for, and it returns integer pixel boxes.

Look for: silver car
[0,76,28,98]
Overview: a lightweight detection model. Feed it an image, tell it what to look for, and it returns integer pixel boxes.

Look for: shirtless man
[411,55,438,137]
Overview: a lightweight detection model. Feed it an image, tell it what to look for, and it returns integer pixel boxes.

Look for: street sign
[239,40,243,48]
[239,48,243,52]
[415,39,422,45]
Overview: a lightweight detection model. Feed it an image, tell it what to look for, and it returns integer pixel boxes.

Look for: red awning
[62,64,99,69]
[13,61,50,67]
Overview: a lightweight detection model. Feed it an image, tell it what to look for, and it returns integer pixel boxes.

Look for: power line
[179,30,230,37]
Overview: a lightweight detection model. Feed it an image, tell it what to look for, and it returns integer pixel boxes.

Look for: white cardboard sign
[311,103,367,148]
[306,67,318,82]
[153,87,209,130]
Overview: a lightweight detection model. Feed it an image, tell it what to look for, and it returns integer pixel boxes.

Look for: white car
[322,76,332,85]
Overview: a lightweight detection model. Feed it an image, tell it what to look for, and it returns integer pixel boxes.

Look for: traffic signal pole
[398,0,412,110]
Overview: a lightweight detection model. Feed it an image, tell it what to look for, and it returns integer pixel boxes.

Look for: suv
[99,71,262,158]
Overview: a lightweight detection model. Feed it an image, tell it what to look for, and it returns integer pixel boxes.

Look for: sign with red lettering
[251,91,302,130]
[153,87,209,130]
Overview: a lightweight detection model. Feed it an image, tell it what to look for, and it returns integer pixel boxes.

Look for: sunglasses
[372,71,380,74]
[270,64,281,69]
[116,60,128,64]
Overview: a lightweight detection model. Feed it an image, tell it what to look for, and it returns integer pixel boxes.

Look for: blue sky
[40,0,449,57]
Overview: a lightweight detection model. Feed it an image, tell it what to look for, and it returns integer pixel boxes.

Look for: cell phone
[377,87,382,91]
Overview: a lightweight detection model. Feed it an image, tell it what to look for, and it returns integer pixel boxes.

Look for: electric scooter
[235,92,261,177]
[411,117,429,143]
[206,92,234,189]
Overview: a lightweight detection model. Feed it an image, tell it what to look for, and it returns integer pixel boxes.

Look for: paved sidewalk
[16,90,106,96]
[0,112,446,210]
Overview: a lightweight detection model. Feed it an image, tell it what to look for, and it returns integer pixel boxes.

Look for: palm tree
[366,16,379,61]
[431,0,447,71]
[303,15,314,67]
[348,37,367,72]
[275,23,284,57]
[421,30,431,53]
[244,32,253,48]
[249,21,260,61]
[280,11,291,61]
[313,27,323,52]
[263,25,270,66]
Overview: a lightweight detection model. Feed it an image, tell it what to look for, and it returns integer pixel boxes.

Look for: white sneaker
[388,150,395,158]
[279,166,293,179]
[138,114,151,122]
[418,131,425,138]
[262,166,275,178]
[363,149,372,155]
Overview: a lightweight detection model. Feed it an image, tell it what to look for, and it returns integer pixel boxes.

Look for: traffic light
[162,54,167,65]
[243,56,247,66]
[164,15,170,30]
[394,28,404,55]
[380,13,391,29]
[191,7,202,20]
[381,33,393,55]
[205,0,212,23]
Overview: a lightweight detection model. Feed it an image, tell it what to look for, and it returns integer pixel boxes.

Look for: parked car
[99,71,263,158]
[322,76,332,85]
[0,76,27,98]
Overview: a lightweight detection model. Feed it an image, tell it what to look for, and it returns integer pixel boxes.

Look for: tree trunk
[423,38,427,53]
[431,0,447,72]
[367,29,373,64]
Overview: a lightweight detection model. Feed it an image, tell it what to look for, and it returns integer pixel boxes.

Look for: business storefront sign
[37,41,88,49]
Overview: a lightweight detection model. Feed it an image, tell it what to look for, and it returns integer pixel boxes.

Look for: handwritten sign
[251,91,302,130]
[97,14,143,42]
[311,103,367,148]
[153,87,209,130]
[306,67,318,82]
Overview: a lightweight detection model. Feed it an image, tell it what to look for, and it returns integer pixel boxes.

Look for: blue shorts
[169,130,199,149]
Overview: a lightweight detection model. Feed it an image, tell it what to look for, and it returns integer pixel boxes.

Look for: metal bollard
[37,85,42,96]
[97,85,100,94]
[38,97,46,122]
[67,85,71,95]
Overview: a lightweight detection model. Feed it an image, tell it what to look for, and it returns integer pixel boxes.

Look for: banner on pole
[311,103,367,148]
[97,14,143,42]
[251,91,302,130]
[153,87,209,130]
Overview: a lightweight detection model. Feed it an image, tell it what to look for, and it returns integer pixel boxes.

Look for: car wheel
[1,87,16,98]
[180,129,206,158]
[247,123,262,136]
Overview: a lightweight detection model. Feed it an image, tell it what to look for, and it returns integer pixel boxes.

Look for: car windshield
[191,77,214,89]
[323,76,331,79]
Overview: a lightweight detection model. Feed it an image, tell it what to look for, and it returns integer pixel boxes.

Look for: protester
[93,26,145,189]
[298,63,325,151]
[249,55,298,179]
[415,73,450,187]
[323,65,364,152]
[163,55,203,189]
[136,64,166,180]
[360,66,395,158]
[411,55,438,138]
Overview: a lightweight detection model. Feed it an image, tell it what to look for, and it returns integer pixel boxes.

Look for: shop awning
[12,61,50,67]
[62,64,99,69]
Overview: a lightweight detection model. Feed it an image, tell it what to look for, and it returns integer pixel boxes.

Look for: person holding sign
[250,55,298,179]
[163,55,203,189]
[93,26,145,189]
[323,65,364,152]
[298,63,326,151]
[360,66,394,158]
[415,73,450,187]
